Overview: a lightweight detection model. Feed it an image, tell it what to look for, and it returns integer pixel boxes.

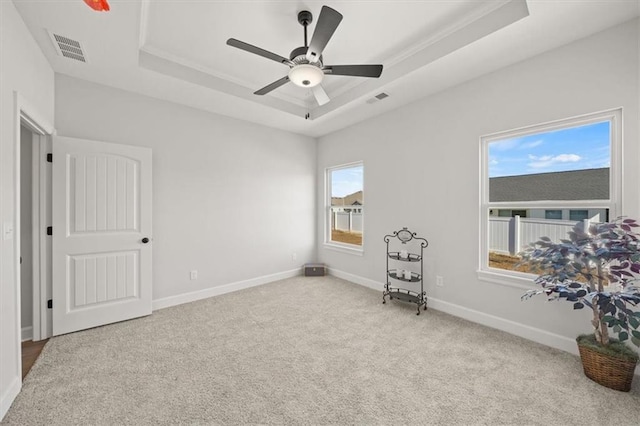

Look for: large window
[326,162,363,249]
[480,109,621,278]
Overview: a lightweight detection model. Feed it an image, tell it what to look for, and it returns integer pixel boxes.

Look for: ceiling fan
[226,5,383,107]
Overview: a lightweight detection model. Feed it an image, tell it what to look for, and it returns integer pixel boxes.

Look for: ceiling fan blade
[227,38,294,66]
[323,64,383,78]
[312,85,330,106]
[254,76,290,95]
[306,6,343,63]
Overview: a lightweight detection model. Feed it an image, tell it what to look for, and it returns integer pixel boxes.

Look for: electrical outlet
[436,276,444,287]
[190,270,198,280]
[292,252,297,261]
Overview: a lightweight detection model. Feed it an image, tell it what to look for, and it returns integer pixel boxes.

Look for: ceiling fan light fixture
[288,64,324,88]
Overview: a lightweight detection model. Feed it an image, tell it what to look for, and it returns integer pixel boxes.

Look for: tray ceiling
[11,0,640,137]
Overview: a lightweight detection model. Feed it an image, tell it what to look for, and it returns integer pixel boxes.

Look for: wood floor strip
[22,339,48,380]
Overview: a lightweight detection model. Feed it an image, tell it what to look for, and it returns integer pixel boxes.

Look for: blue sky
[488,121,610,178]
[331,165,363,197]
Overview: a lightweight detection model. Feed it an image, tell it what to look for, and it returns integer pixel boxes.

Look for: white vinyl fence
[489,216,590,255]
[331,207,363,233]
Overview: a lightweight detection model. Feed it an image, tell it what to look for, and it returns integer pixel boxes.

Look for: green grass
[577,334,639,362]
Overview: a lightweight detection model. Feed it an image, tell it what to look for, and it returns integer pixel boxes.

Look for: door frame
[13,91,55,351]
[31,133,52,341]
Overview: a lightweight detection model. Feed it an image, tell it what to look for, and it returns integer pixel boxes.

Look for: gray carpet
[4,276,640,425]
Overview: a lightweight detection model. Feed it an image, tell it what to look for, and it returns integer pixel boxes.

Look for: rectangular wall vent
[49,31,87,63]
[366,92,389,104]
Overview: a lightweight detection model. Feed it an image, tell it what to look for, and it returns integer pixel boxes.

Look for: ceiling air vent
[366,92,389,104]
[49,31,87,63]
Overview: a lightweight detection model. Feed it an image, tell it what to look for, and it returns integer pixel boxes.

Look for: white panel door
[52,136,152,335]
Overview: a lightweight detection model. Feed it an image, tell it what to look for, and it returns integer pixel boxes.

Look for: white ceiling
[12,0,640,138]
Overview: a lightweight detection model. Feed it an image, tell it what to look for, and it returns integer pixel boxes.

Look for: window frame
[324,161,364,255]
[478,108,622,286]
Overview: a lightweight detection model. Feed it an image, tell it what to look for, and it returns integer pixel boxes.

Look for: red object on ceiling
[83,0,110,12]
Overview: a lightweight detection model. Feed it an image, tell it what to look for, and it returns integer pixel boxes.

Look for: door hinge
[47,153,52,163]
[47,299,52,309]
[47,226,52,236]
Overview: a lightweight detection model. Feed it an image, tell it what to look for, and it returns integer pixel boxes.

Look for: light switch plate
[3,222,14,240]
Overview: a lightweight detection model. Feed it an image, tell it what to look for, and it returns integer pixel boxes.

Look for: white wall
[20,125,33,333]
[317,19,639,352]
[0,1,55,419]
[54,75,316,303]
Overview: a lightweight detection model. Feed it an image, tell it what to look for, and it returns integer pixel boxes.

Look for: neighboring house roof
[344,191,363,205]
[490,168,609,202]
[332,190,363,206]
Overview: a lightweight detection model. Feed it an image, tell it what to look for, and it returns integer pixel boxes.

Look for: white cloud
[492,137,544,152]
[490,138,519,151]
[520,139,543,149]
[528,153,582,169]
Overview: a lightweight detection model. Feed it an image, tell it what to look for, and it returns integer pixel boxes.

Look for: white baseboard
[425,297,578,354]
[0,376,21,421]
[329,268,383,292]
[152,268,301,311]
[328,268,640,376]
[21,326,33,342]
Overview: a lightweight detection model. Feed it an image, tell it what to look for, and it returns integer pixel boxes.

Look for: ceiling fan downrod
[298,10,313,48]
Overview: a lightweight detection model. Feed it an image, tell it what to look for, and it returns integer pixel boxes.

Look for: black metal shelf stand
[383,227,429,315]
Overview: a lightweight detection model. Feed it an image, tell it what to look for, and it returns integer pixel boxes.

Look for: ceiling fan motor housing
[289,46,322,66]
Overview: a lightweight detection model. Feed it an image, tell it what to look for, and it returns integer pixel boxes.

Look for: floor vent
[366,92,389,104]
[49,31,87,63]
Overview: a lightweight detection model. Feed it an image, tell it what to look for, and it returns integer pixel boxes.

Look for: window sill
[477,269,537,290]
[323,242,364,256]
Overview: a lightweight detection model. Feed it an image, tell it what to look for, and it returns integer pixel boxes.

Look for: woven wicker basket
[577,342,637,391]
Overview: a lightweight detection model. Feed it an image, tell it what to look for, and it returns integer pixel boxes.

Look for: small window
[497,209,527,218]
[569,210,589,221]
[326,163,363,248]
[545,210,563,220]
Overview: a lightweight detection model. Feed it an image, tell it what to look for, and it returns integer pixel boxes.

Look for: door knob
[141,237,150,244]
